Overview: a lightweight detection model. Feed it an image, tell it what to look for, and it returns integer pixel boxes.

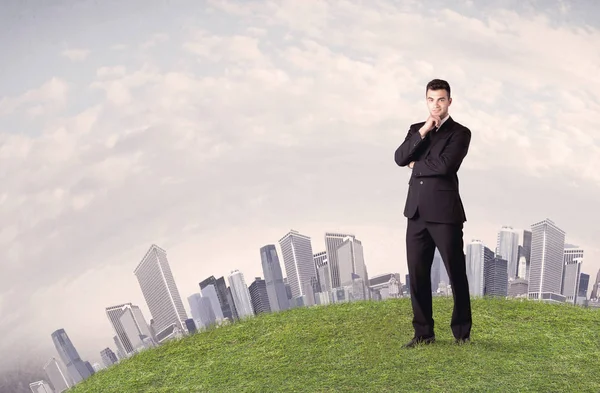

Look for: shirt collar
[436,113,450,131]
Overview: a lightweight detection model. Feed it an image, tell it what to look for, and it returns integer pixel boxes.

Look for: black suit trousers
[406,208,472,340]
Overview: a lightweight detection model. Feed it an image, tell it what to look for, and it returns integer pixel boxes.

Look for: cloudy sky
[1,0,599,370]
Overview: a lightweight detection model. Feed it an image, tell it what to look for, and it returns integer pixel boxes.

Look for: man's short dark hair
[426,79,451,98]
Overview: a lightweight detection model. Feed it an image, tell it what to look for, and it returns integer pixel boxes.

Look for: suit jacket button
[420,181,423,184]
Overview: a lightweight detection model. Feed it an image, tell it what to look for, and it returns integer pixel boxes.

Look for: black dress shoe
[454,337,471,344]
[402,336,436,348]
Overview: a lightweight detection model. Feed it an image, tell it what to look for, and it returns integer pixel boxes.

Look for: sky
[1,0,599,371]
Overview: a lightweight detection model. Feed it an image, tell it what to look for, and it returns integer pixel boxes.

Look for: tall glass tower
[51,329,93,384]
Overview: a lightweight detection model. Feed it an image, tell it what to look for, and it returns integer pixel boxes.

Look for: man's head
[425,79,452,119]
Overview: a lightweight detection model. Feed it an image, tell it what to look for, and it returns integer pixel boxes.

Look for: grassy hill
[71,297,600,392]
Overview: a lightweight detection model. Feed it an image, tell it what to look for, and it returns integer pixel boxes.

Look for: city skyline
[26,215,599,378]
[2,0,600,377]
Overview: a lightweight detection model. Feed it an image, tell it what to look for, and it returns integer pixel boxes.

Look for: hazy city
[1,0,600,392]
[26,219,600,392]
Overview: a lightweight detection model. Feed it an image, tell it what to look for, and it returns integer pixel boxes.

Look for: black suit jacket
[394,116,471,224]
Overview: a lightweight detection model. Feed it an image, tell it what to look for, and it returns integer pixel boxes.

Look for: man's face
[426,88,452,118]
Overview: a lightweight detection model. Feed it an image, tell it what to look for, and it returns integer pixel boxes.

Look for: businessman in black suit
[394,79,472,347]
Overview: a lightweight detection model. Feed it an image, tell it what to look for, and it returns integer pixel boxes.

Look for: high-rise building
[43,357,72,393]
[562,246,584,304]
[249,277,272,314]
[466,240,494,297]
[29,380,53,393]
[528,219,566,302]
[134,244,188,337]
[51,329,93,384]
[185,318,197,334]
[518,229,532,279]
[590,269,600,300]
[562,257,583,304]
[508,278,529,298]
[226,286,239,320]
[200,284,225,321]
[484,257,508,297]
[517,255,527,279]
[113,335,126,360]
[260,245,289,312]
[579,272,590,298]
[313,251,331,293]
[337,236,366,287]
[496,226,519,280]
[431,248,449,293]
[279,230,317,299]
[100,347,118,368]
[106,303,153,357]
[199,276,233,321]
[228,270,255,318]
[325,232,355,289]
[187,293,217,329]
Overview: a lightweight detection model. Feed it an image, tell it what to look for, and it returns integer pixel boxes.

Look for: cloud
[140,33,169,49]
[0,77,68,116]
[1,0,600,370]
[61,48,91,61]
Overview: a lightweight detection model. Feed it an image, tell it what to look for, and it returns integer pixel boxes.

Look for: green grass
[71,297,600,392]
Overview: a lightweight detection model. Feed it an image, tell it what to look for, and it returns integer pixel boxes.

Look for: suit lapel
[422,116,455,158]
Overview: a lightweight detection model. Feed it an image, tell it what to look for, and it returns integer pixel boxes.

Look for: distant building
[260,244,290,312]
[43,357,72,392]
[29,380,53,393]
[199,276,233,321]
[249,277,272,314]
[508,278,528,298]
[106,303,154,357]
[279,230,317,299]
[484,257,508,297]
[528,219,566,302]
[187,293,217,330]
[100,347,118,368]
[228,270,255,318]
[466,240,494,297]
[134,244,189,337]
[185,318,197,334]
[51,329,93,384]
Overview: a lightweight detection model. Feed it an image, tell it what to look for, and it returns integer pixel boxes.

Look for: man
[394,79,472,347]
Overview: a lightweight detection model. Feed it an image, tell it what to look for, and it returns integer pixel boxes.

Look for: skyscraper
[528,218,566,302]
[484,257,508,297]
[228,270,255,318]
[579,272,590,298]
[134,244,188,338]
[51,329,93,384]
[106,303,153,357]
[337,236,367,287]
[496,226,519,280]
[431,248,449,293]
[187,293,217,329]
[563,246,584,304]
[260,244,289,312]
[466,240,494,297]
[29,380,53,393]
[199,276,233,320]
[518,229,532,279]
[249,277,272,314]
[325,232,355,289]
[561,257,583,304]
[313,251,331,293]
[279,230,317,299]
[590,269,600,300]
[43,357,72,393]
[200,284,225,321]
[100,347,118,368]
